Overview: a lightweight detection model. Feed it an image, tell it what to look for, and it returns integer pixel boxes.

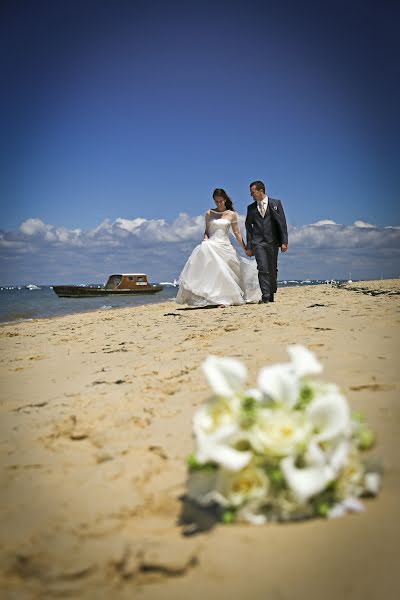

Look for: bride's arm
[204,210,210,240]
[230,213,247,252]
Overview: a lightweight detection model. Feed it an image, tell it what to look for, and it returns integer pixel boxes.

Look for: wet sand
[0,280,399,599]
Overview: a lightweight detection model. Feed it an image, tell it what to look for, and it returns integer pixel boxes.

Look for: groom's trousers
[253,242,278,300]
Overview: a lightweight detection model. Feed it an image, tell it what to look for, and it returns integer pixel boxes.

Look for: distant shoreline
[0,279,398,326]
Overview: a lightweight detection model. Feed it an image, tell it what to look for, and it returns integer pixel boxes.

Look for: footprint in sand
[349,383,395,392]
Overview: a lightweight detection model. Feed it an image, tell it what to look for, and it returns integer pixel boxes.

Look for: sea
[0,280,348,324]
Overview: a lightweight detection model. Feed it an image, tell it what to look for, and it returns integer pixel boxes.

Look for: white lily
[257,363,299,408]
[202,355,247,398]
[281,439,349,503]
[307,390,351,442]
[305,438,349,469]
[281,457,335,503]
[193,405,251,471]
[287,344,323,378]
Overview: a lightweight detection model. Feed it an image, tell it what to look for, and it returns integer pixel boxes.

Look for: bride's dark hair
[213,188,234,211]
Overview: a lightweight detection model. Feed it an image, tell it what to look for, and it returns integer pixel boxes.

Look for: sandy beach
[1,280,399,599]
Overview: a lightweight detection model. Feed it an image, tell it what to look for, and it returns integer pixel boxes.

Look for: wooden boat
[53,273,163,298]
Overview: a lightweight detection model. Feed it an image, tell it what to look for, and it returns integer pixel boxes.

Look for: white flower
[249,408,312,458]
[287,344,323,377]
[270,491,315,521]
[187,347,380,522]
[281,439,349,503]
[328,497,365,519]
[281,457,335,504]
[214,464,269,508]
[256,346,322,408]
[335,445,365,499]
[236,501,267,525]
[257,363,299,408]
[202,355,247,398]
[327,504,346,519]
[304,439,326,466]
[342,496,365,512]
[193,403,251,471]
[307,390,351,442]
[244,388,263,403]
[364,472,381,496]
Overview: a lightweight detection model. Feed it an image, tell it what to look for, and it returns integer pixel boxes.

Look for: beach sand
[0,280,399,599]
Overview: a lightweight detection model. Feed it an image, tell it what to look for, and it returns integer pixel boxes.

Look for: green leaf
[352,410,365,423]
[269,468,284,487]
[358,428,375,450]
[186,454,217,472]
[316,502,330,517]
[240,396,258,429]
[296,383,314,409]
[222,510,235,524]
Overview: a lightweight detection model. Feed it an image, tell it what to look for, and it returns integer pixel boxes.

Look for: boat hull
[53,285,163,298]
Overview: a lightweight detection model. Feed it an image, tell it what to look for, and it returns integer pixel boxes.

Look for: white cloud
[114,217,147,233]
[1,213,399,283]
[310,219,338,226]
[19,218,50,236]
[353,220,376,228]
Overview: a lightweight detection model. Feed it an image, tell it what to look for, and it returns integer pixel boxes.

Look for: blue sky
[1,0,399,283]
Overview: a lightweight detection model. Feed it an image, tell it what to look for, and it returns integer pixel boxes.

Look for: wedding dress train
[175,217,261,306]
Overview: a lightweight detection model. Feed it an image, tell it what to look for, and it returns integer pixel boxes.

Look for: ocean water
[0,280,346,324]
[0,285,179,324]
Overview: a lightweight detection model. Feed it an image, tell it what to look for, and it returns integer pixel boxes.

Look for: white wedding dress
[175,215,261,306]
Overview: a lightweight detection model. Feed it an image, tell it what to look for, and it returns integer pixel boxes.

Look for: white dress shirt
[257,195,268,217]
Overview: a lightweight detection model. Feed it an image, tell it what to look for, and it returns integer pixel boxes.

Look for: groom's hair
[250,180,265,193]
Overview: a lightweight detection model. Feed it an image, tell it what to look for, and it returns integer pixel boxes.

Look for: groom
[245,180,288,303]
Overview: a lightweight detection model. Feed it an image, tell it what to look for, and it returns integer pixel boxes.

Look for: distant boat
[26,284,41,290]
[53,273,163,298]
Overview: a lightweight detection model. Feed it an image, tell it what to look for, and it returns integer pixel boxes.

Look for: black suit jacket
[245,198,288,250]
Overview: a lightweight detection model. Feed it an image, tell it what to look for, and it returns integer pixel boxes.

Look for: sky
[1,0,399,284]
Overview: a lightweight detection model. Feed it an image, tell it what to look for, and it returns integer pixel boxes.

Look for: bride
[175,188,261,307]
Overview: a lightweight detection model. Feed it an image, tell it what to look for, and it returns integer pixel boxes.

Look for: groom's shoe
[258,297,270,304]
[269,294,274,302]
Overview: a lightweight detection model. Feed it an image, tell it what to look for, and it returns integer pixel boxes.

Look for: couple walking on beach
[176,180,288,308]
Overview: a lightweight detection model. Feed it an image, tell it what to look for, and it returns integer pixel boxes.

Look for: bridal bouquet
[186,346,381,524]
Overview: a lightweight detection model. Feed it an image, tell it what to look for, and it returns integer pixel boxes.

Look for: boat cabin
[105,273,150,290]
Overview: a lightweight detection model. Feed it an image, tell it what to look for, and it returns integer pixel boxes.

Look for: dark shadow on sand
[164,305,229,316]
[178,496,219,536]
